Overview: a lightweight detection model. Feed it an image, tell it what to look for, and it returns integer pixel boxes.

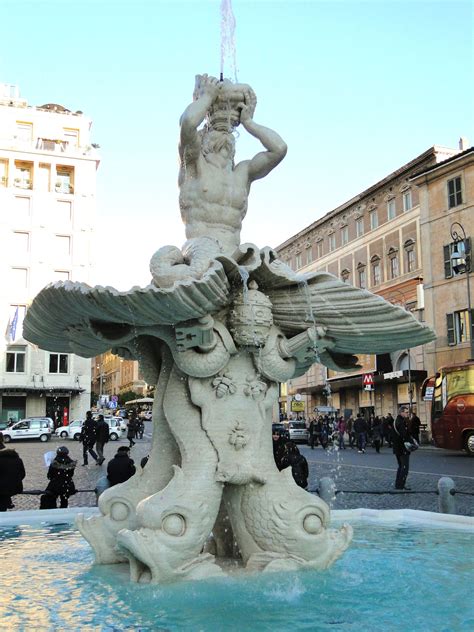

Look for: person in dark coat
[354,414,368,453]
[95,414,110,465]
[372,417,383,453]
[107,446,136,486]
[280,441,309,489]
[272,429,288,470]
[392,406,416,490]
[126,415,137,448]
[80,411,98,465]
[382,413,394,447]
[408,412,422,445]
[0,433,26,511]
[41,446,77,509]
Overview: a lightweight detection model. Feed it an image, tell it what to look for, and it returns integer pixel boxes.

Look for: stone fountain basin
[1,508,472,630]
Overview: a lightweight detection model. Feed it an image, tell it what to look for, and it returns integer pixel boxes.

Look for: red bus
[422,360,474,455]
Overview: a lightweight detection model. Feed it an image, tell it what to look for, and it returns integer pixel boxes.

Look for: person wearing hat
[392,406,417,490]
[40,446,77,509]
[0,432,26,511]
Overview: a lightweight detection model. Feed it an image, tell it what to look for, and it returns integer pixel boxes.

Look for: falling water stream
[220,0,238,82]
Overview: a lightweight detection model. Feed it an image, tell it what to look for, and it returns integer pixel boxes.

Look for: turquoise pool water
[0,522,472,631]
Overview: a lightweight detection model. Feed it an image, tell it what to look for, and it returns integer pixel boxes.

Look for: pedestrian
[280,441,309,489]
[354,413,368,453]
[372,417,382,453]
[346,416,355,448]
[136,418,145,440]
[392,406,418,490]
[0,432,26,511]
[409,412,421,445]
[337,416,346,449]
[272,428,288,470]
[383,413,394,448]
[107,446,136,486]
[80,411,99,465]
[127,414,137,448]
[41,446,77,509]
[95,414,110,465]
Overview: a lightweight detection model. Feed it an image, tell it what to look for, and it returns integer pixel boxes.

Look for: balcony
[0,136,99,158]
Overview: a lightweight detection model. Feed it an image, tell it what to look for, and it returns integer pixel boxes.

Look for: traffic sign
[363,373,374,391]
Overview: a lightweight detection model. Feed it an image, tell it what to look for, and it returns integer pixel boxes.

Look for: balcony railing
[0,136,99,158]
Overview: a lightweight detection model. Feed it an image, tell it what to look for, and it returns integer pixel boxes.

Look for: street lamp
[450,221,473,360]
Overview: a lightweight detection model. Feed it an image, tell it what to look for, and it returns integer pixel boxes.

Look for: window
[10,267,28,288]
[403,189,413,212]
[6,346,26,373]
[49,353,69,374]
[63,128,79,147]
[369,210,378,230]
[55,167,74,194]
[341,226,349,246]
[389,256,399,279]
[14,162,32,189]
[305,247,313,265]
[341,269,350,283]
[54,200,72,224]
[356,218,364,237]
[316,241,324,258]
[0,159,7,186]
[52,270,70,282]
[358,266,366,289]
[444,240,470,278]
[15,122,33,143]
[447,176,463,208]
[328,233,336,252]
[295,253,302,269]
[387,199,396,220]
[407,248,416,272]
[14,196,30,217]
[55,235,71,257]
[13,231,29,253]
[447,309,473,345]
[372,261,381,285]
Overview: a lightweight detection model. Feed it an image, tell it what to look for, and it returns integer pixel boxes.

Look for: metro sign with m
[363,373,374,391]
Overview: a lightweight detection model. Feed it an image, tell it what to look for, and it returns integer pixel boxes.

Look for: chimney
[459,136,469,151]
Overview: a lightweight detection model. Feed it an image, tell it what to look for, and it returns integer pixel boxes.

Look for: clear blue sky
[2,0,473,289]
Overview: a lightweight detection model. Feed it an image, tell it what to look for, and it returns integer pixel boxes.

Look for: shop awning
[0,386,85,395]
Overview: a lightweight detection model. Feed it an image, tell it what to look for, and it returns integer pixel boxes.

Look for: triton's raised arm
[179,74,220,164]
[236,89,288,183]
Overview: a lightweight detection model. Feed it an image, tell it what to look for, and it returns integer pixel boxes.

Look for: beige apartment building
[413,145,474,376]
[276,143,470,425]
[0,83,99,425]
[92,351,147,406]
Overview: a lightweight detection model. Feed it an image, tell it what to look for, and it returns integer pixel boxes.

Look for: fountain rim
[1,506,472,531]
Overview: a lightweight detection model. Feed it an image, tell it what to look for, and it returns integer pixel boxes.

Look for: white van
[3,418,52,442]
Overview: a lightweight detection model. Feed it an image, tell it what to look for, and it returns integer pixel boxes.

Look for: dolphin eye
[162,513,186,536]
[303,513,323,534]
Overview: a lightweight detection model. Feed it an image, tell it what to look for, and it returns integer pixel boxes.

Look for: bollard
[319,476,337,508]
[438,477,456,514]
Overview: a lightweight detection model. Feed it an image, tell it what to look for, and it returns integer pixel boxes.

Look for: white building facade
[0,83,99,425]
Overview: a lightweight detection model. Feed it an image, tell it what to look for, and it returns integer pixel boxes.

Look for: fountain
[22,74,436,585]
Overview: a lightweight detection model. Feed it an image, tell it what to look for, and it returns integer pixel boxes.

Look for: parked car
[55,420,84,440]
[23,416,55,431]
[288,421,309,443]
[55,416,126,441]
[272,423,290,440]
[2,418,52,442]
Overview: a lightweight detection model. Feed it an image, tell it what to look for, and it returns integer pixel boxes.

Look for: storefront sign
[384,370,403,380]
[291,401,305,412]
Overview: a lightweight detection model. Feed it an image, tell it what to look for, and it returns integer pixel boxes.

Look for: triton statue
[24,75,435,584]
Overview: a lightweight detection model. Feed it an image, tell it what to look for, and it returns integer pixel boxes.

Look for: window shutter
[470,309,474,344]
[443,245,452,278]
[446,313,455,345]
